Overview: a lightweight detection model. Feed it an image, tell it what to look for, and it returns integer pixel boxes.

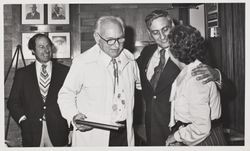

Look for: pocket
[20,119,29,132]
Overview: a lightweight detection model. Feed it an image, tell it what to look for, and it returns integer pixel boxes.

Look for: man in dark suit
[52,4,65,20]
[7,34,70,147]
[26,4,40,19]
[136,10,233,146]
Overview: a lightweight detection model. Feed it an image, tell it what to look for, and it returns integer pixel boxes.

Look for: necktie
[150,49,166,90]
[112,59,119,94]
[39,64,50,102]
[111,59,126,122]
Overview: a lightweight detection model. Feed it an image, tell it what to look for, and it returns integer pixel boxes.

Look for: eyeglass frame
[97,33,125,45]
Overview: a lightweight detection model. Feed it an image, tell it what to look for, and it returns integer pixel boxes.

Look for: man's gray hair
[94,16,125,33]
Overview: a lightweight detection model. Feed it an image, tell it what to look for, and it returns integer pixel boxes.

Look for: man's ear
[93,32,100,44]
[147,29,153,40]
[31,49,35,55]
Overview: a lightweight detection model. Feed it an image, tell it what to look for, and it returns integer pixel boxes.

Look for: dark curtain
[220,3,245,132]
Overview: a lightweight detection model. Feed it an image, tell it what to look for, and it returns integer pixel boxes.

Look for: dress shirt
[169,59,222,145]
[146,46,169,81]
[35,61,52,84]
[18,60,52,123]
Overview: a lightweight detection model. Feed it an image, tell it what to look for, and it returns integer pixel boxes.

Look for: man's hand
[67,130,73,146]
[191,63,220,84]
[73,113,93,132]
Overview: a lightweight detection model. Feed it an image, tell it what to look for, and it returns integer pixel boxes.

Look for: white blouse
[169,59,222,145]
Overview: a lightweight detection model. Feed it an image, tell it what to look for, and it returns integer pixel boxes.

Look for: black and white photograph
[1,1,248,151]
[21,4,44,24]
[21,33,38,59]
[49,32,71,58]
[48,4,69,24]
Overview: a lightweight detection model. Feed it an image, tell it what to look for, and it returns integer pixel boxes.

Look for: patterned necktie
[112,58,119,94]
[111,59,126,122]
[150,49,166,90]
[39,64,50,102]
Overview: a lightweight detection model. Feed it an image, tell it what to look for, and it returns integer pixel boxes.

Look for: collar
[176,59,201,86]
[35,60,52,74]
[97,45,131,70]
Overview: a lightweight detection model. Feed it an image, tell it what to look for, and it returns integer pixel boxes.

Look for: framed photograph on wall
[48,4,69,24]
[22,4,44,24]
[49,32,71,58]
[21,33,41,59]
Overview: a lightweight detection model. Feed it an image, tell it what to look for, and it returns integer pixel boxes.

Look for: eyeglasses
[97,33,125,45]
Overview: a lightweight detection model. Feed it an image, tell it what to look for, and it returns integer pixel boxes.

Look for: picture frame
[22,4,44,24]
[49,32,71,58]
[21,33,40,59]
[47,4,70,24]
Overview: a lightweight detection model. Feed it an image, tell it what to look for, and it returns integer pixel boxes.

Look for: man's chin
[159,44,169,49]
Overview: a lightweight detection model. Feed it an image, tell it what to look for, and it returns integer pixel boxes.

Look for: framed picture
[207,3,218,14]
[21,33,39,59]
[22,4,44,24]
[48,4,69,24]
[49,32,71,58]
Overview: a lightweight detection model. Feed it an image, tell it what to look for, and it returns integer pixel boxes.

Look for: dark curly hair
[168,25,206,65]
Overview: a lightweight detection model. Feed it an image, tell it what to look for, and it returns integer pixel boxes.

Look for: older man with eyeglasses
[58,16,141,146]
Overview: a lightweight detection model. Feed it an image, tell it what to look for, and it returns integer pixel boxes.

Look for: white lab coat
[58,44,140,146]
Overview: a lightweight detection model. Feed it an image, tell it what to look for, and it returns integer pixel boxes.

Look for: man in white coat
[58,16,141,146]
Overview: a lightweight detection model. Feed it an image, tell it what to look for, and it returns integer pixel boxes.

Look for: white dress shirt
[169,59,222,145]
[35,61,52,84]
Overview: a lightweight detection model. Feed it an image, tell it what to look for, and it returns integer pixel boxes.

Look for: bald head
[94,16,125,34]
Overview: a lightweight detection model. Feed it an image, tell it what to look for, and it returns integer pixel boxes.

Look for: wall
[79,4,179,53]
[219,3,245,132]
[189,4,205,37]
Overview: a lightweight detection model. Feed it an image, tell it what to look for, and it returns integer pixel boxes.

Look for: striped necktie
[150,48,166,90]
[39,64,50,102]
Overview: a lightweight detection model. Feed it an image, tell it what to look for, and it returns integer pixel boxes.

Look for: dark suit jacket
[52,12,65,20]
[26,12,40,19]
[137,44,180,145]
[7,61,69,147]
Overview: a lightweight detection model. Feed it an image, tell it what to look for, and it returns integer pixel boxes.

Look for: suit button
[39,118,42,121]
[153,96,157,99]
[43,106,46,109]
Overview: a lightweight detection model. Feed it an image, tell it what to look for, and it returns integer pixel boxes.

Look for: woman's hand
[165,134,177,146]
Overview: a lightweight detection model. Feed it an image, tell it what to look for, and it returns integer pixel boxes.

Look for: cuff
[174,131,182,142]
[18,115,27,124]
[215,68,222,89]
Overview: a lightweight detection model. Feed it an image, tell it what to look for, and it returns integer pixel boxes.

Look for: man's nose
[159,31,166,40]
[44,47,51,53]
[112,40,120,48]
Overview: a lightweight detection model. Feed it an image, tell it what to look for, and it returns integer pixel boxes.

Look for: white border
[49,32,71,58]
[48,4,69,24]
[21,4,44,25]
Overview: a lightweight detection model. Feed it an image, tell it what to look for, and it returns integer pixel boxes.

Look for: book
[75,119,125,131]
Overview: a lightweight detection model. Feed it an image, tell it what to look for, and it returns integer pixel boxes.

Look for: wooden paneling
[79,4,179,52]
[219,3,245,132]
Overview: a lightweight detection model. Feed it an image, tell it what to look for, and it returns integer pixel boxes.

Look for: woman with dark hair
[165,25,226,146]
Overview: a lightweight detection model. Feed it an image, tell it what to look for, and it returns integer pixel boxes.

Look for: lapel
[46,61,58,104]
[156,58,180,92]
[28,62,44,103]
[140,45,158,92]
